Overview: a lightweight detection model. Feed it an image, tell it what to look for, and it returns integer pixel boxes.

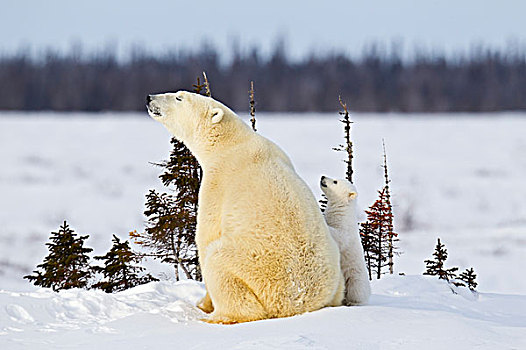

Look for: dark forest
[1,43,525,112]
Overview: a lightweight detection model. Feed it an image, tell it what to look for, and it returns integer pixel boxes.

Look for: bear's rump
[216,234,337,315]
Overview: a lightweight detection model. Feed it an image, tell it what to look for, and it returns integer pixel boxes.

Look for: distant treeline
[1,44,525,112]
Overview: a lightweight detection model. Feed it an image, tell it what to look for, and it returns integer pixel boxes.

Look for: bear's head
[147,91,250,156]
[320,176,357,204]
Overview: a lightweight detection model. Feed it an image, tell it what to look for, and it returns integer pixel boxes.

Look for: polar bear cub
[320,176,371,305]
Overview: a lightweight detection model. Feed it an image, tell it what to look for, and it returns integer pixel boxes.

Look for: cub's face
[320,176,357,203]
[146,90,225,142]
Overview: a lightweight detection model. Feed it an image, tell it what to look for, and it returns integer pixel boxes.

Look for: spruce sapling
[92,234,158,293]
[381,141,399,275]
[423,238,459,282]
[459,267,478,291]
[132,175,201,281]
[192,77,205,95]
[24,221,93,291]
[359,142,398,279]
[360,188,390,279]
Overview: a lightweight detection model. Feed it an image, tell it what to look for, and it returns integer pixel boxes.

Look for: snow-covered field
[2,276,525,349]
[1,112,526,348]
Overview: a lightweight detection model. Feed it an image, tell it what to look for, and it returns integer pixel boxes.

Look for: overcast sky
[1,0,525,59]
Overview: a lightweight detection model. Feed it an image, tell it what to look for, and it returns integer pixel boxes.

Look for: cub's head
[146,91,235,147]
[320,176,357,204]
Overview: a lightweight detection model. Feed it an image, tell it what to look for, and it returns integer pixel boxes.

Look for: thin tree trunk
[366,252,373,281]
[123,267,128,290]
[388,236,394,274]
[170,230,192,280]
[170,233,180,281]
[180,263,192,279]
[377,227,382,280]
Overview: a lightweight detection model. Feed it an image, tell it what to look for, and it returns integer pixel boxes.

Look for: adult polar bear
[147,91,343,323]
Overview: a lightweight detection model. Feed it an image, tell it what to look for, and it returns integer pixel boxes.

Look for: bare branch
[249,81,257,132]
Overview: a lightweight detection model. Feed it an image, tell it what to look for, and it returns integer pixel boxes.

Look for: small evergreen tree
[360,142,399,279]
[24,221,93,291]
[192,77,205,95]
[459,267,478,291]
[423,238,459,282]
[381,141,398,274]
[131,165,201,281]
[360,188,390,279]
[92,235,158,293]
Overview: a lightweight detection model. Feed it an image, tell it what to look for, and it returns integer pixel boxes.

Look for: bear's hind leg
[202,245,268,324]
[204,271,268,324]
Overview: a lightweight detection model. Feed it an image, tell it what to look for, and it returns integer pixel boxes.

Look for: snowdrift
[2,276,525,349]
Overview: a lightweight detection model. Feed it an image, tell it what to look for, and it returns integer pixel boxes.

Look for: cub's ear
[211,108,224,124]
[348,191,357,200]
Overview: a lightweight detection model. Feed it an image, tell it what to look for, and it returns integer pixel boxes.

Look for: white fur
[321,176,371,305]
[147,91,344,323]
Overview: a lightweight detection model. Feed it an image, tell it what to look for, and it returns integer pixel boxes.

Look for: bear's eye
[176,96,183,101]
[333,180,337,184]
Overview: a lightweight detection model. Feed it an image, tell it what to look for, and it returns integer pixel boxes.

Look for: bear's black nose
[321,176,326,181]
[146,95,152,104]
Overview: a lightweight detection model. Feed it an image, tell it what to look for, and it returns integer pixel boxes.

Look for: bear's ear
[348,191,357,200]
[211,108,224,124]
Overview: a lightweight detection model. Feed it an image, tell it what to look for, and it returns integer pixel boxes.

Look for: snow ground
[0,112,526,348]
[1,276,525,349]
